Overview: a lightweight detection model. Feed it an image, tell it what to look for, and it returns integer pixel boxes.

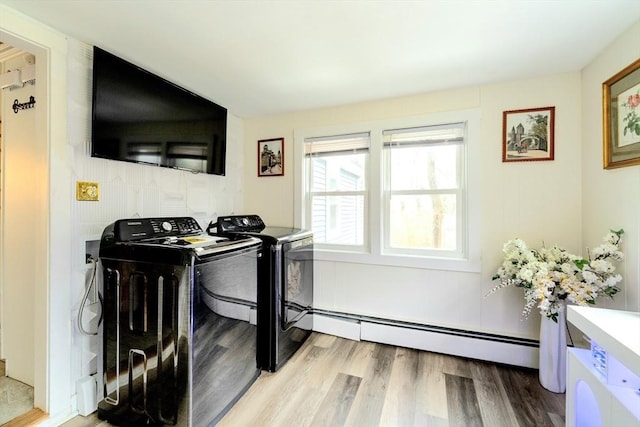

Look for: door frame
[1,4,73,422]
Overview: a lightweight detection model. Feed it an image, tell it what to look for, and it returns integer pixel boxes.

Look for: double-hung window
[296,109,479,271]
[304,133,369,251]
[383,123,465,258]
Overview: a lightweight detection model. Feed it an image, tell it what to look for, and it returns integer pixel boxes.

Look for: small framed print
[258,137,284,176]
[502,106,555,162]
[603,58,640,169]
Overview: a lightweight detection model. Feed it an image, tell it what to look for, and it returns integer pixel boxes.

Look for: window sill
[313,249,481,273]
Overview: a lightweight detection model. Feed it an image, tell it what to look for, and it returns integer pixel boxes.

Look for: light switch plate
[76,181,99,201]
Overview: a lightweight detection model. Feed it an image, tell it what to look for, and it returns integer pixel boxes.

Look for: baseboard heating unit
[313,309,540,369]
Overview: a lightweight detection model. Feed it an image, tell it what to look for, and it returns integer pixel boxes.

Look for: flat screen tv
[91,46,227,175]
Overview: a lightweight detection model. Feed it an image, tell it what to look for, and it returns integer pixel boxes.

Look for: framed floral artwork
[502,106,555,162]
[258,137,284,176]
[603,58,640,169]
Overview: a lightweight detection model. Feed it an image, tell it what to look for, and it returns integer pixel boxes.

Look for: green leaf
[574,259,589,270]
[605,287,619,297]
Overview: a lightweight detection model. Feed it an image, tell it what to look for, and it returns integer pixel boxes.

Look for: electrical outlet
[76,181,99,201]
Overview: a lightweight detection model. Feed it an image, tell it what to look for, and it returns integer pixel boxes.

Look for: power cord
[77,257,103,336]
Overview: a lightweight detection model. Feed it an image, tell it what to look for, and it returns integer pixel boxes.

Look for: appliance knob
[161,221,173,232]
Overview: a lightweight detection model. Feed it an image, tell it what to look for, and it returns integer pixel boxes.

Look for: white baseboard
[313,311,539,369]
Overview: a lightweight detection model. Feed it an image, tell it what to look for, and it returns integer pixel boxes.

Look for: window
[295,109,480,271]
[304,133,369,250]
[383,123,465,258]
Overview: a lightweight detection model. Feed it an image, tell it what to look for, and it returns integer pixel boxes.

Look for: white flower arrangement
[488,230,624,322]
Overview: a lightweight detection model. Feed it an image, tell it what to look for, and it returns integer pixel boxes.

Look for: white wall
[581,20,640,312]
[244,73,584,342]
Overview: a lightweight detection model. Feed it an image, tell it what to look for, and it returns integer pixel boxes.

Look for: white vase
[538,305,567,393]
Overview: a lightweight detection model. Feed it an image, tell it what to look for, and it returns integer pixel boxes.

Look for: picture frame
[258,137,284,176]
[502,106,555,162]
[602,58,640,169]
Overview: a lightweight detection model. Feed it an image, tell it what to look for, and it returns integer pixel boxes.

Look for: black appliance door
[281,236,313,331]
[99,260,185,426]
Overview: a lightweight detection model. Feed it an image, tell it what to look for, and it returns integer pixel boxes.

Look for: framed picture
[603,58,640,169]
[502,107,555,162]
[258,137,284,176]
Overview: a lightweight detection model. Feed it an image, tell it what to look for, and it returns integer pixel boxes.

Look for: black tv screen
[91,46,227,175]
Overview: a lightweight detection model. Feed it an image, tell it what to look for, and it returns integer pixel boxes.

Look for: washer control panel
[112,217,202,242]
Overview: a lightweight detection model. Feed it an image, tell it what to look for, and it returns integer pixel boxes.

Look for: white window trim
[294,109,481,273]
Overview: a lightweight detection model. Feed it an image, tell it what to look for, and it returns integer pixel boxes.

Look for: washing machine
[97,216,261,426]
[210,214,314,372]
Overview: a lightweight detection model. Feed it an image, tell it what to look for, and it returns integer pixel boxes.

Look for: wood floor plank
[270,385,326,427]
[445,373,483,427]
[441,352,474,379]
[309,373,361,427]
[269,338,358,426]
[339,339,376,378]
[469,361,520,427]
[1,408,46,427]
[378,347,419,427]
[218,337,322,426]
[498,366,557,427]
[312,333,338,349]
[222,349,323,424]
[416,351,449,421]
[343,343,396,427]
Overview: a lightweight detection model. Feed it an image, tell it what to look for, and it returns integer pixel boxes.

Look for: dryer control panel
[215,215,265,233]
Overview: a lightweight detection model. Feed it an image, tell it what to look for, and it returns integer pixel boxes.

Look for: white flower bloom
[591,259,613,273]
[489,231,623,320]
[604,275,622,287]
[581,270,597,283]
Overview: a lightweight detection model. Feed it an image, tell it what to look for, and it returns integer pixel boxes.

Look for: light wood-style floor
[60,332,565,427]
[219,332,565,427]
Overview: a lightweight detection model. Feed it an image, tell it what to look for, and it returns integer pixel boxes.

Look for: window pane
[389,194,456,250]
[311,195,364,245]
[390,145,457,190]
[311,154,366,191]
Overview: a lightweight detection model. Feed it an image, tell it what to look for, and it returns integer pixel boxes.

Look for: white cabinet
[567,306,640,427]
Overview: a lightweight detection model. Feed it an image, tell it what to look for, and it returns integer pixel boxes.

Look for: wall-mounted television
[91,46,227,175]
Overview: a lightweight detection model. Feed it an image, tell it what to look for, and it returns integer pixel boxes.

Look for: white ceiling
[2,0,640,118]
